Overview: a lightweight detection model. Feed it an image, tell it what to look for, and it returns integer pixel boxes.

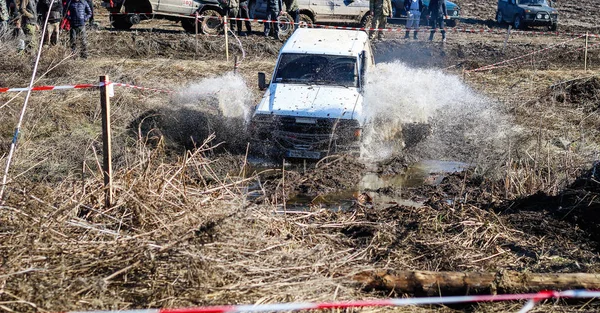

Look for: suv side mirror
[258,72,269,90]
[359,50,367,90]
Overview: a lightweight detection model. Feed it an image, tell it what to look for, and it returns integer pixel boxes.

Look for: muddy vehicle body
[250,0,373,28]
[249,28,374,160]
[102,0,225,34]
[496,0,558,30]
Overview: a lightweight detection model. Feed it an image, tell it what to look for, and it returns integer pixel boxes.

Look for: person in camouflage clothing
[18,0,38,51]
[282,0,298,30]
[0,0,9,33]
[369,0,391,40]
[226,0,238,33]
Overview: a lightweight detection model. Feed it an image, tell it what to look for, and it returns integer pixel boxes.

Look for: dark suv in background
[496,0,558,30]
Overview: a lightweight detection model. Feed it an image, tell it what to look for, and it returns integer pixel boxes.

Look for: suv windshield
[518,0,548,5]
[274,53,358,87]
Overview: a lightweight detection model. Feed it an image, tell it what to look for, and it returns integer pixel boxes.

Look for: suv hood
[519,4,553,11]
[254,83,364,121]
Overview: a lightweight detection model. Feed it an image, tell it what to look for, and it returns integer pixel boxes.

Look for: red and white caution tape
[59,290,600,313]
[0,82,175,94]
[467,34,586,73]
[0,83,98,93]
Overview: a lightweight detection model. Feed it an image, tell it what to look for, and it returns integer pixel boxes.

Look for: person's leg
[377,15,386,39]
[405,13,413,38]
[439,16,445,41]
[70,27,77,55]
[428,14,437,40]
[413,11,420,38]
[292,9,299,30]
[264,9,272,36]
[80,26,88,58]
[369,12,378,39]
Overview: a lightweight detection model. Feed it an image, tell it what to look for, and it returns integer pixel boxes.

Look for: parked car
[250,0,372,28]
[249,28,374,159]
[102,0,227,34]
[496,0,558,30]
[391,0,461,27]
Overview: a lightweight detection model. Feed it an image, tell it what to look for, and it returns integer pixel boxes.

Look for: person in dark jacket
[38,0,62,44]
[66,0,90,58]
[427,0,446,42]
[236,0,251,36]
[403,0,422,39]
[263,0,281,38]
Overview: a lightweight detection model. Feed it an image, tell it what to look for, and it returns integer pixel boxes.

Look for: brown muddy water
[247,159,468,211]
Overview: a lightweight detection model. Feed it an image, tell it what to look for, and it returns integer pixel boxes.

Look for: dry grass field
[1,3,600,312]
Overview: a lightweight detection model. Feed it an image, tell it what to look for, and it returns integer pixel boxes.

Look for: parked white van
[249,28,375,159]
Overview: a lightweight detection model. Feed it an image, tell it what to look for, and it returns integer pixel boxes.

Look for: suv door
[157,0,196,14]
[331,0,368,23]
[310,0,336,22]
[506,0,518,22]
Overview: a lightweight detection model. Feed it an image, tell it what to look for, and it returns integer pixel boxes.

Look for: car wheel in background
[360,13,372,29]
[299,14,314,27]
[513,15,522,29]
[550,22,558,31]
[496,11,503,25]
[200,9,223,35]
[111,15,134,30]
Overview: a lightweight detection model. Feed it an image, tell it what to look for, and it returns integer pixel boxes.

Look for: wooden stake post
[224,16,229,62]
[355,270,600,296]
[584,32,589,71]
[100,75,113,209]
[195,12,199,57]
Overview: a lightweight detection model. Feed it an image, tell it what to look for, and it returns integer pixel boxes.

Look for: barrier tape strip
[470,40,600,72]
[467,34,586,73]
[60,290,600,313]
[0,82,175,94]
[109,12,599,38]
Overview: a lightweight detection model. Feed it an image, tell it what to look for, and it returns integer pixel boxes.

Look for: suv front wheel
[496,11,503,25]
[513,15,522,29]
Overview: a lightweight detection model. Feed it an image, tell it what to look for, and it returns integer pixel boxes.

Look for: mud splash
[362,62,515,169]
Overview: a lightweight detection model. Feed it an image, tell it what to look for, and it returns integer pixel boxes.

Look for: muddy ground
[1,3,600,313]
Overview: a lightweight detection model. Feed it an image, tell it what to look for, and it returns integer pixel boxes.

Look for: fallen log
[354,270,600,296]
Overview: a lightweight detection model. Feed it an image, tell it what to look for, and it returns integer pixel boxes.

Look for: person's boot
[428,31,434,41]
[404,30,410,39]
[413,31,418,39]
[442,33,446,43]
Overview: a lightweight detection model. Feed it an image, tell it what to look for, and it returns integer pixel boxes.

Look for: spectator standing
[18,0,38,51]
[66,0,90,58]
[227,0,238,33]
[0,0,9,33]
[427,0,446,42]
[403,0,422,39]
[236,0,251,36]
[38,0,62,44]
[282,0,298,30]
[369,0,391,40]
[263,0,281,38]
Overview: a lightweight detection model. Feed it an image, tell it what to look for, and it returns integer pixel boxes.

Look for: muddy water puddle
[247,159,468,211]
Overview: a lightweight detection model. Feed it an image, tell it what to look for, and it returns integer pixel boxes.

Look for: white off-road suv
[249,28,375,159]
